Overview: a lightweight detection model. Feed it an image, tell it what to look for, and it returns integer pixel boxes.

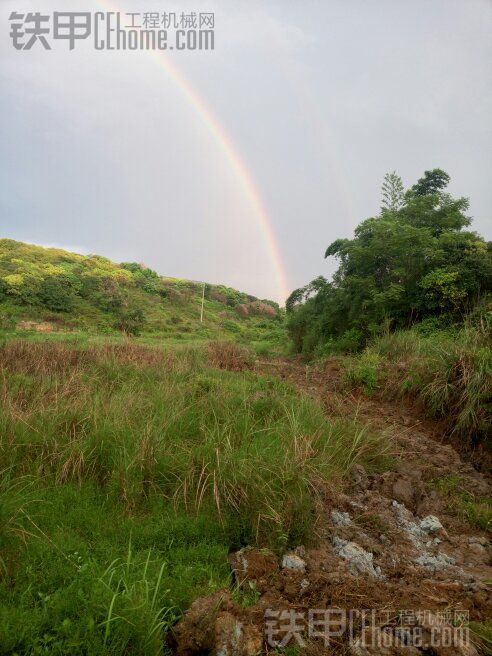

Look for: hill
[0,238,284,350]
[0,236,490,654]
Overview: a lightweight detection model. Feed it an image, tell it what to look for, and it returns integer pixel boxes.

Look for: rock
[392,501,424,543]
[172,590,262,656]
[376,472,423,510]
[419,515,443,534]
[300,578,310,593]
[393,477,417,507]
[173,589,234,654]
[281,553,306,571]
[215,613,262,656]
[395,461,423,481]
[464,581,482,592]
[332,537,382,578]
[351,464,369,490]
[293,545,306,558]
[331,510,352,527]
[468,542,488,560]
[229,547,278,582]
[393,503,448,550]
[415,551,456,571]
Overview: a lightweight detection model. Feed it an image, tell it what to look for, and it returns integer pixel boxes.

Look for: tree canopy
[287,169,491,354]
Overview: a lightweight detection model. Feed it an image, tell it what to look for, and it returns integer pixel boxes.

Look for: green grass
[431,475,492,531]
[342,324,491,447]
[344,351,380,395]
[0,338,388,654]
[471,621,492,655]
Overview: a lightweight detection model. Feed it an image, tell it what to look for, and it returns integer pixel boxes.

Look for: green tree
[38,275,75,312]
[288,169,491,354]
[381,171,404,213]
[409,168,450,197]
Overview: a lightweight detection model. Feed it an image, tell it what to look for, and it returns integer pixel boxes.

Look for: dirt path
[172,357,491,656]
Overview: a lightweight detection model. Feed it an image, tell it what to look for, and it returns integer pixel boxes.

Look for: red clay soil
[171,357,491,656]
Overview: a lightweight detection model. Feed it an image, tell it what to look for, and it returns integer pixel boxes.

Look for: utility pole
[200,282,205,323]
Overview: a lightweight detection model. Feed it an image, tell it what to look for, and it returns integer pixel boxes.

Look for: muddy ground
[171,358,491,655]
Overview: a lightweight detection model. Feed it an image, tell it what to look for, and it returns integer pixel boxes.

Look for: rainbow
[97,1,290,303]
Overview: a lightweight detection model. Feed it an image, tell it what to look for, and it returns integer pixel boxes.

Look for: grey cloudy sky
[1,0,491,302]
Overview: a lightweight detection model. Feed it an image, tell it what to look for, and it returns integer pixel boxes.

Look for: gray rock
[332,537,383,578]
[419,515,443,534]
[331,510,352,527]
[415,551,456,571]
[300,578,310,592]
[281,553,306,571]
[393,503,445,546]
[468,542,487,559]
[464,581,482,592]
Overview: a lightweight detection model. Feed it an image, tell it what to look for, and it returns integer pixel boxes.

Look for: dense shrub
[115,308,146,335]
[38,275,75,312]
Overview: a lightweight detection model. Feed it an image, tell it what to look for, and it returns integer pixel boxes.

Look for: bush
[235,304,249,317]
[222,319,242,334]
[0,279,7,301]
[115,308,146,336]
[38,275,75,312]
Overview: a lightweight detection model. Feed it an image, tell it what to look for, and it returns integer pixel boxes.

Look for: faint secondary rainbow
[98,1,290,302]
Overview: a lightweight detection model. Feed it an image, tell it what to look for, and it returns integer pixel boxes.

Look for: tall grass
[0,338,388,654]
[367,324,491,447]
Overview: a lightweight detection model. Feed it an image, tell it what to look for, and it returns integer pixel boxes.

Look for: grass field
[0,338,389,655]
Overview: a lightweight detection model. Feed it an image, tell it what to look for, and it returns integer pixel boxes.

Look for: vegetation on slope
[343,322,491,448]
[0,170,490,653]
[286,169,491,447]
[0,239,284,351]
[0,340,388,654]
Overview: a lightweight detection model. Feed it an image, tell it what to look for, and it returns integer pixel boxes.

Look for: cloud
[1,0,491,302]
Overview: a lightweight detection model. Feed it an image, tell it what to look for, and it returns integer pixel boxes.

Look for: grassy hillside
[341,322,492,449]
[0,239,284,353]
[0,339,388,654]
[0,234,490,654]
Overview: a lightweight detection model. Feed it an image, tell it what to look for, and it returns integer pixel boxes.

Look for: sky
[1,0,491,303]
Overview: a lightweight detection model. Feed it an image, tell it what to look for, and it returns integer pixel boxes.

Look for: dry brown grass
[207,340,254,372]
[0,339,166,375]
